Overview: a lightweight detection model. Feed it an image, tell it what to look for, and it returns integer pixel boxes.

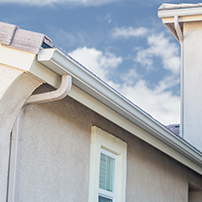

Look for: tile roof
[166,124,180,136]
[0,21,54,54]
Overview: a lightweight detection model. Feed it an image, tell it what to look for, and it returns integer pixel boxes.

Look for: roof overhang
[1,43,202,175]
[37,48,202,175]
[158,4,202,41]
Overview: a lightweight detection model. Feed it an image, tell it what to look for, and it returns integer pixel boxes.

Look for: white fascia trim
[0,45,61,88]
[158,7,202,18]
[161,15,202,24]
[37,48,202,172]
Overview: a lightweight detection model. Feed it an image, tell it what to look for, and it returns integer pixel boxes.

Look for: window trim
[89,126,127,202]
[99,148,117,201]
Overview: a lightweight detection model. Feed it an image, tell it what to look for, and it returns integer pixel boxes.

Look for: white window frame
[98,148,117,201]
[89,126,127,202]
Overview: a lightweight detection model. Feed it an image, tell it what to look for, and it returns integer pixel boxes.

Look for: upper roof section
[158,3,202,23]
[159,3,202,11]
[0,21,54,54]
[166,124,180,136]
[158,3,202,42]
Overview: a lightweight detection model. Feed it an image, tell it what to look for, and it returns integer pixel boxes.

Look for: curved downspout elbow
[25,74,72,105]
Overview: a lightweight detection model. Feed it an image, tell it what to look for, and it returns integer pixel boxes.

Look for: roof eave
[158,5,202,42]
[37,48,202,174]
[158,6,202,19]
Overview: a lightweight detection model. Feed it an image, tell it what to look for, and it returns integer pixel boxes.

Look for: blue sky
[0,0,199,125]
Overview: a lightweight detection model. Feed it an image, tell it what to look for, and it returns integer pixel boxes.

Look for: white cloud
[105,75,180,125]
[121,68,141,85]
[98,14,112,24]
[68,47,122,81]
[0,0,120,6]
[112,27,148,38]
[112,26,180,74]
[136,33,180,74]
[69,45,180,125]
[116,79,180,125]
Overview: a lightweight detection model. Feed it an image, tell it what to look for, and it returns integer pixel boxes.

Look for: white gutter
[8,74,72,202]
[158,6,202,18]
[37,48,202,173]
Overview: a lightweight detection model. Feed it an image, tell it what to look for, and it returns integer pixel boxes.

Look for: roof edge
[0,21,54,54]
[37,48,202,174]
[158,5,202,19]
[158,3,202,11]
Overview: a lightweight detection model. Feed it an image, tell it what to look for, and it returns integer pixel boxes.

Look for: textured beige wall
[125,133,188,201]
[0,64,41,202]
[183,21,202,151]
[18,84,202,202]
[19,85,92,202]
[189,191,202,202]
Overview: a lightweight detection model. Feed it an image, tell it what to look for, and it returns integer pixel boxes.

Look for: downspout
[7,110,23,202]
[25,75,72,105]
[8,74,72,202]
[174,15,184,138]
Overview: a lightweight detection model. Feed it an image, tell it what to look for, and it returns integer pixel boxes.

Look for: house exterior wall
[17,84,202,202]
[183,21,202,151]
[189,191,202,202]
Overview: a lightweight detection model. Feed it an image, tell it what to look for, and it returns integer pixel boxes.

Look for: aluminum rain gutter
[158,5,202,24]
[37,48,202,175]
[158,6,202,18]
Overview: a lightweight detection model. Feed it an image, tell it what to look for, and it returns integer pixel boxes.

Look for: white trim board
[158,6,202,18]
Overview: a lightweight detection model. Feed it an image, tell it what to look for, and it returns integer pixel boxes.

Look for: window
[99,149,116,201]
[89,126,127,202]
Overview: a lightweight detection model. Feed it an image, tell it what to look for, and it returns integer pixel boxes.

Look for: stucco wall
[18,84,202,202]
[18,85,91,202]
[183,21,202,151]
[0,64,41,202]
[189,191,202,202]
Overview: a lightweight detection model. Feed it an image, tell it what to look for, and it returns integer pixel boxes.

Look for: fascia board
[0,45,60,88]
[158,7,202,18]
[70,84,202,175]
[29,55,61,88]
[38,48,202,173]
[0,44,35,71]
[161,15,202,24]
